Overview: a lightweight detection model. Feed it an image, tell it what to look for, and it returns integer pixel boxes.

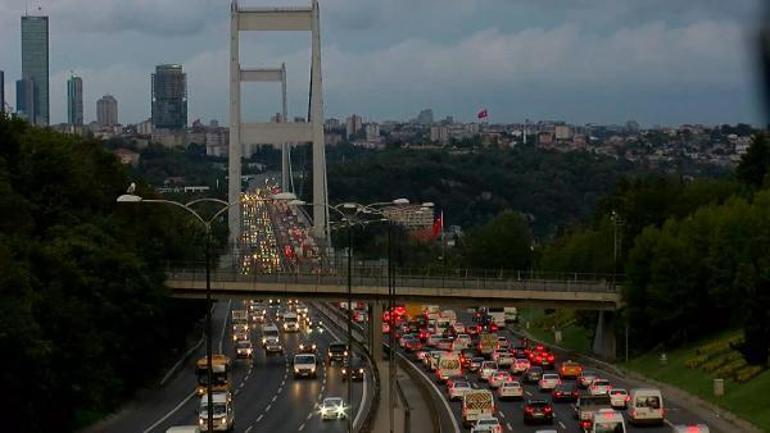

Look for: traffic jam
[385,305,707,433]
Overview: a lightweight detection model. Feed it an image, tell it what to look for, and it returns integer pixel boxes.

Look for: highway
[391,308,723,433]
[99,300,365,433]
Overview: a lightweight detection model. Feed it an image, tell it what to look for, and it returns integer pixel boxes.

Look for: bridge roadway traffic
[97,300,364,433]
[385,308,724,433]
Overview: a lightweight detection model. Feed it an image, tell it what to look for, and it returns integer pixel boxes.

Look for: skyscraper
[0,70,5,114]
[21,15,49,126]
[16,78,35,122]
[151,64,187,130]
[97,94,118,127]
[67,73,83,127]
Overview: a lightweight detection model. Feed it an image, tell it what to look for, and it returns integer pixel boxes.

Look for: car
[468,357,485,372]
[467,325,480,336]
[326,342,348,366]
[232,330,249,342]
[453,334,472,350]
[399,333,417,348]
[589,378,612,395]
[577,370,598,388]
[489,370,512,389]
[497,381,523,400]
[496,352,514,367]
[511,357,531,374]
[426,333,442,347]
[297,341,318,355]
[496,337,511,350]
[523,366,544,383]
[427,351,443,371]
[491,349,509,363]
[235,340,253,359]
[436,338,454,351]
[453,322,466,333]
[405,338,424,352]
[530,351,556,368]
[609,388,629,409]
[523,399,554,425]
[538,373,561,391]
[470,416,502,433]
[320,397,346,420]
[342,356,365,381]
[448,380,472,401]
[551,383,579,402]
[559,360,583,379]
[293,354,318,378]
[479,361,498,381]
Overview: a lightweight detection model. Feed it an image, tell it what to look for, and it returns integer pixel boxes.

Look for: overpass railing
[167,263,620,293]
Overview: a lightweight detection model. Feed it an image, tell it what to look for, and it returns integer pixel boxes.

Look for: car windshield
[478,419,497,426]
[200,403,227,417]
[454,381,470,388]
[329,343,346,352]
[237,341,251,348]
[295,355,315,364]
[324,398,343,407]
[264,329,279,337]
[594,422,625,433]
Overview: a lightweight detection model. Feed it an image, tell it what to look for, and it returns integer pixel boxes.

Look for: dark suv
[326,341,348,366]
[342,356,365,381]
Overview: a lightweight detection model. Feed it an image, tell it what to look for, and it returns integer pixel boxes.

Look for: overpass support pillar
[370,301,384,362]
[592,311,617,360]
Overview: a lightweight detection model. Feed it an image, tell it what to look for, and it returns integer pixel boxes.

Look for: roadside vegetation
[0,115,211,432]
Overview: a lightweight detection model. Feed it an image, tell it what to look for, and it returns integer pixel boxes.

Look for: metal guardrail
[167,266,619,294]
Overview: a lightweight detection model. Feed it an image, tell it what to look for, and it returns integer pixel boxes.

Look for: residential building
[554,125,572,140]
[66,73,83,127]
[416,108,433,125]
[151,64,187,129]
[97,94,118,127]
[365,123,380,140]
[430,126,449,144]
[21,15,49,126]
[382,205,434,230]
[112,148,140,167]
[346,114,363,138]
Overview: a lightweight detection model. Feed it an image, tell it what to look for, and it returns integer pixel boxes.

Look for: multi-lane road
[99,300,365,433]
[393,308,722,433]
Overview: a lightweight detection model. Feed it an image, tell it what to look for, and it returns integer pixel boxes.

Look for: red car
[529,351,556,369]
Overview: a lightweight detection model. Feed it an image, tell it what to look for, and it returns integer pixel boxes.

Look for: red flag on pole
[477,109,488,119]
[432,211,444,240]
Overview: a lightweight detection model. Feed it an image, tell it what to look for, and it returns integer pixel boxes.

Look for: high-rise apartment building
[0,70,5,114]
[21,15,49,126]
[97,94,118,127]
[346,114,363,138]
[67,73,83,126]
[151,64,187,129]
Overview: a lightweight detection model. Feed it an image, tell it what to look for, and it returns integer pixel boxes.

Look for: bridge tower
[228,0,329,248]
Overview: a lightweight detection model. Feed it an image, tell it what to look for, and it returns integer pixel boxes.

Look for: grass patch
[516,308,592,353]
[621,330,770,432]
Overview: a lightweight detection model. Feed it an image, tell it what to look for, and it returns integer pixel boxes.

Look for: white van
[628,388,665,426]
[590,408,626,433]
[503,307,518,323]
[198,392,234,432]
[436,352,462,382]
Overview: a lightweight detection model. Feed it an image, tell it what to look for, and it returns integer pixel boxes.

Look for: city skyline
[0,0,764,127]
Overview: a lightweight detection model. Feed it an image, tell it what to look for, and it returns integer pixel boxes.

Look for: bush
[733,365,766,383]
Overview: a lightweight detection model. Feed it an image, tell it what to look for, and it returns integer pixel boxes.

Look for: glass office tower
[21,15,49,126]
[151,64,187,130]
[67,74,83,126]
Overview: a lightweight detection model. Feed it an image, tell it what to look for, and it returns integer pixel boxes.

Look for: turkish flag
[477,109,488,119]
[432,211,444,239]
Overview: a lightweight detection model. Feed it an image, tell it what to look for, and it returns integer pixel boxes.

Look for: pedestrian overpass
[166,267,622,311]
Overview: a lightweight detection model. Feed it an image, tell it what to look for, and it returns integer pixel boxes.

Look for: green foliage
[736,134,770,188]
[463,211,533,270]
[0,114,207,432]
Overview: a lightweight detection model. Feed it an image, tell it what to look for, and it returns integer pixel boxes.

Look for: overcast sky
[0,0,764,126]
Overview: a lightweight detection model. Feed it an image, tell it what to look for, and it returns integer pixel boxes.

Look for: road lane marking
[559,420,567,429]
[218,299,232,353]
[281,379,286,386]
[320,385,325,393]
[141,390,195,433]
[265,404,272,412]
[278,386,283,393]
[272,395,277,402]
[298,422,306,431]
[506,422,513,431]
[245,426,253,433]
[256,414,264,422]
[235,390,241,396]
[498,412,505,419]
[397,352,461,433]
[525,390,532,396]
[306,413,313,420]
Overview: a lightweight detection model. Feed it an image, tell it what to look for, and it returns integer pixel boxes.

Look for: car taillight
[581,420,592,429]
[525,406,534,413]
[625,395,631,402]
[547,355,555,362]
[544,406,552,413]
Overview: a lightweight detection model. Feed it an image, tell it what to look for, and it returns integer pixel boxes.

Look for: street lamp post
[117,191,295,432]
[611,210,628,362]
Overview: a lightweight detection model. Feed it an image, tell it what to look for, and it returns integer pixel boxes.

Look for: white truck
[462,389,494,427]
[198,392,234,432]
[231,310,249,332]
[283,312,300,332]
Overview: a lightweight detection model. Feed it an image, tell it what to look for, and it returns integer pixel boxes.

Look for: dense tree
[462,211,533,270]
[736,133,770,188]
[0,114,209,432]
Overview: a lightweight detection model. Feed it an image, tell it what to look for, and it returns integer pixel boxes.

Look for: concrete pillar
[370,301,384,362]
[310,0,328,240]
[227,1,242,249]
[592,311,617,360]
[280,63,290,193]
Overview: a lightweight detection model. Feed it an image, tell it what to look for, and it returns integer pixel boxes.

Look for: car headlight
[299,344,304,350]
[262,337,267,344]
[342,368,347,374]
[294,367,300,373]
[199,418,205,426]
[312,344,317,350]
[310,365,316,372]
[359,368,364,373]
